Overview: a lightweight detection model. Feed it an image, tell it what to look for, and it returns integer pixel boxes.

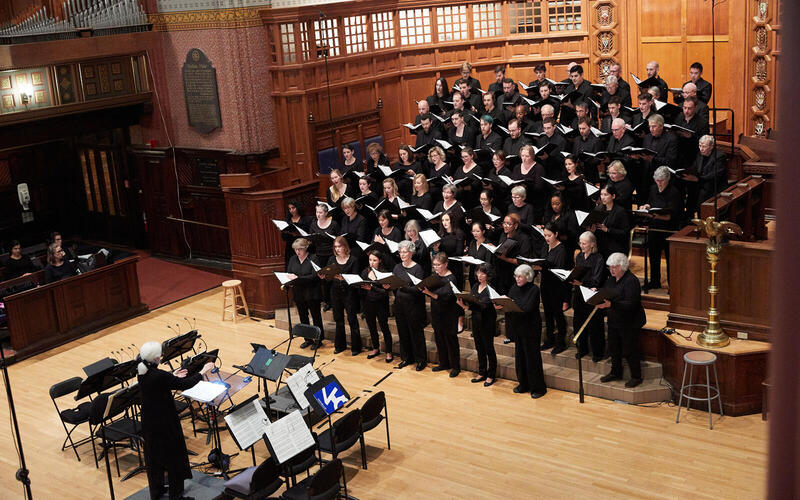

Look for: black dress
[604,270,646,381]
[286,254,324,339]
[644,184,683,288]
[512,162,547,223]
[310,218,340,304]
[468,283,497,379]
[429,273,461,372]
[428,163,453,203]
[507,282,547,395]
[138,367,203,499]
[360,268,392,354]
[572,252,607,359]
[411,192,435,212]
[327,255,363,353]
[494,231,532,295]
[540,243,569,350]
[393,262,428,366]
[281,215,313,266]
[436,230,466,291]
[466,240,493,288]
[452,163,484,210]
[596,203,631,258]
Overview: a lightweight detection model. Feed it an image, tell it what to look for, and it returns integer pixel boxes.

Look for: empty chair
[360,390,390,450]
[281,444,319,487]
[280,458,346,500]
[89,393,143,476]
[317,408,367,470]
[223,457,284,499]
[286,324,322,370]
[49,376,93,461]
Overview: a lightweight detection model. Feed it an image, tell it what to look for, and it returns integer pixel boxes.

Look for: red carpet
[136,256,227,309]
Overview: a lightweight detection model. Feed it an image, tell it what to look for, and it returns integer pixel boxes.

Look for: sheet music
[341,273,364,285]
[397,198,413,209]
[487,285,500,300]
[580,286,597,303]
[264,410,316,464]
[585,183,600,197]
[272,219,290,231]
[295,225,309,236]
[356,241,370,250]
[385,239,399,253]
[285,364,320,409]
[407,273,421,286]
[550,269,571,281]
[310,260,321,272]
[416,208,441,221]
[224,399,271,450]
[274,272,295,285]
[373,268,393,280]
[450,281,461,294]
[481,242,498,254]
[419,229,441,247]
[181,380,227,403]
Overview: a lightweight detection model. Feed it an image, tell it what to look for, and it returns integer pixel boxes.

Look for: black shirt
[646,184,683,230]
[45,260,76,284]
[340,214,369,242]
[2,256,37,281]
[503,135,530,157]
[286,254,321,302]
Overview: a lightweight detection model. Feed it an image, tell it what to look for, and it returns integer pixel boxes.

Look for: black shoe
[503,338,513,344]
[367,350,380,359]
[397,360,410,369]
[449,369,460,378]
[322,303,332,312]
[351,349,362,356]
[333,348,346,354]
[600,373,622,383]
[625,378,643,388]
[415,362,427,371]
[299,340,313,349]
[513,385,528,394]
[385,354,394,363]
[591,355,603,363]
[531,391,547,399]
[483,378,495,387]
[551,345,566,356]
[431,366,448,372]
[471,375,487,383]
[540,342,554,351]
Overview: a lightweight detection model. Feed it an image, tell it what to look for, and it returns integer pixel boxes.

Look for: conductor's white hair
[138,341,162,375]
[606,252,629,271]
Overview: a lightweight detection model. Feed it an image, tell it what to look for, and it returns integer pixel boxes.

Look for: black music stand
[234,345,291,418]
[181,349,219,376]
[161,330,200,368]
[99,383,144,500]
[75,358,138,401]
[224,394,268,468]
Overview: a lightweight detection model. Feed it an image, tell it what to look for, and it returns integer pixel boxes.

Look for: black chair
[223,457,284,499]
[286,324,322,370]
[88,393,143,477]
[49,376,93,461]
[317,408,367,470]
[360,390,390,451]
[280,459,345,500]
[281,443,320,487]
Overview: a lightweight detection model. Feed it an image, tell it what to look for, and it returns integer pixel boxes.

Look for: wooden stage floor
[0,288,768,499]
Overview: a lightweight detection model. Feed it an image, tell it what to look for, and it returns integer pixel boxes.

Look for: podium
[220,174,319,316]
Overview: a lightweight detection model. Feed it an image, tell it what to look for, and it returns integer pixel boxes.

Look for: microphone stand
[710,0,719,220]
[0,345,32,499]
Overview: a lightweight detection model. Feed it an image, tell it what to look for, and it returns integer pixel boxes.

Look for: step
[275,308,670,404]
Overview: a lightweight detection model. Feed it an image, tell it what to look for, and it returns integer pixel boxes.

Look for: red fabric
[136,257,226,309]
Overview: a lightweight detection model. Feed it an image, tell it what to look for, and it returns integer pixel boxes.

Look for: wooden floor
[0,288,768,499]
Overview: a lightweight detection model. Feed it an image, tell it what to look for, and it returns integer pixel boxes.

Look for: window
[436,5,467,42]
[372,12,395,49]
[509,1,543,34]
[473,3,502,38]
[313,17,340,58]
[398,8,431,46]
[344,15,368,54]
[547,0,582,31]
[279,23,296,63]
[300,22,310,61]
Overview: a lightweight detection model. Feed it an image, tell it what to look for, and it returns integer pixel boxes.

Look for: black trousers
[146,461,185,500]
[542,291,567,348]
[472,310,497,378]
[295,299,324,341]
[607,325,642,379]
[574,301,605,358]
[331,287,362,352]
[394,294,427,364]
[364,297,392,352]
[431,310,460,371]
[515,333,547,394]
[647,230,670,287]
[315,254,333,303]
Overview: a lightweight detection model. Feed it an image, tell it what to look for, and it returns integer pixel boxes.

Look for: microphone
[167,324,179,335]
[111,350,120,362]
[126,345,137,359]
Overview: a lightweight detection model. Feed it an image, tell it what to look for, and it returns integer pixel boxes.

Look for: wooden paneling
[639,0,683,37]
[5,255,146,359]
[686,0,729,36]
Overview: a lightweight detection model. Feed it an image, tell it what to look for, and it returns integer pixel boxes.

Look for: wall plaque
[182,49,222,134]
[197,158,220,187]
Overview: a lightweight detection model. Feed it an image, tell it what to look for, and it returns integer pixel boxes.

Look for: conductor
[137,341,215,500]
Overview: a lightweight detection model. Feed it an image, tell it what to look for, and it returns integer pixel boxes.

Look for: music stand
[303,374,351,429]
[234,346,291,418]
[75,358,138,400]
[224,394,269,468]
[161,330,199,368]
[181,349,219,376]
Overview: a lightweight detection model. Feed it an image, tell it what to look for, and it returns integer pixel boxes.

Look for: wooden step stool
[221,279,250,323]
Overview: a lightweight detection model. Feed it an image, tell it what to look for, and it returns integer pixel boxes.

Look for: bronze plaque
[182,49,222,134]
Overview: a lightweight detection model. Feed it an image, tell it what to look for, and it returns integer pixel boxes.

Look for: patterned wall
[80,57,135,101]
[590,1,619,82]
[0,67,53,114]
[748,0,781,137]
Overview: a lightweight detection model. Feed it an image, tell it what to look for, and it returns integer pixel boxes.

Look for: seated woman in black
[499,264,547,398]
[453,147,484,210]
[360,250,394,362]
[466,222,494,288]
[458,263,497,387]
[340,143,359,174]
[542,193,579,267]
[421,253,461,377]
[592,184,631,258]
[393,240,428,371]
[2,240,37,281]
[321,236,362,355]
[495,213,532,295]
[571,231,607,361]
[310,203,341,308]
[44,243,76,284]
[286,238,324,347]
[281,201,314,266]
[536,223,569,355]
[395,145,421,199]
[411,173,434,212]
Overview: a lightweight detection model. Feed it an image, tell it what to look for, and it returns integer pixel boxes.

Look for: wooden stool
[675,350,723,430]
[221,279,249,323]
